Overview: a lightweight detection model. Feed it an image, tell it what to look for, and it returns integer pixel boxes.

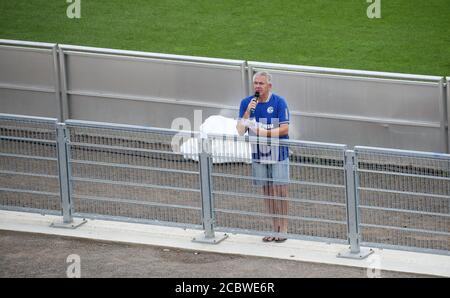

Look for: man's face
[253,75,272,99]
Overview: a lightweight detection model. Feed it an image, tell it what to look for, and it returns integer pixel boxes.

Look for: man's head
[253,71,272,100]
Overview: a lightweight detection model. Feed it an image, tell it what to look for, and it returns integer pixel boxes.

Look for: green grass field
[0,0,449,75]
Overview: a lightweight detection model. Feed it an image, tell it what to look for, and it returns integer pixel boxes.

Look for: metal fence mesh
[2,114,449,255]
[0,116,60,213]
[356,148,450,252]
[66,123,202,227]
[210,135,348,242]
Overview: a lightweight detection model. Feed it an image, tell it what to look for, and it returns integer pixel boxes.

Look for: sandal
[262,236,275,242]
[274,237,287,243]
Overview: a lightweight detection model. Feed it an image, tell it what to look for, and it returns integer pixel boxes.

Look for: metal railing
[64,120,203,229]
[355,146,450,255]
[57,43,248,126]
[0,113,61,215]
[247,61,448,153]
[1,39,448,153]
[0,40,62,120]
[0,113,449,256]
[207,133,348,244]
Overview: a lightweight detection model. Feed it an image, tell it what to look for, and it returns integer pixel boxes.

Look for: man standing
[236,71,290,242]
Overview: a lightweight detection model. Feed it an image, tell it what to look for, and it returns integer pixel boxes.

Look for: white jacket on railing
[180,115,252,163]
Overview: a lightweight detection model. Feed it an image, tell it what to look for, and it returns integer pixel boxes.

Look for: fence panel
[2,111,450,256]
[207,133,348,243]
[249,62,446,153]
[1,39,447,154]
[447,77,450,151]
[0,113,60,214]
[60,45,247,129]
[0,40,61,119]
[355,146,450,254]
[64,120,203,228]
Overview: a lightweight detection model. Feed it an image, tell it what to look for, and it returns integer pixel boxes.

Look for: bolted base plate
[50,218,87,229]
[337,247,375,260]
[192,232,228,244]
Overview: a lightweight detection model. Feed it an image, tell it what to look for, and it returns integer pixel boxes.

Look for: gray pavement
[0,230,432,278]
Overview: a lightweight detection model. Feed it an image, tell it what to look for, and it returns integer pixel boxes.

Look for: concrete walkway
[0,210,448,277]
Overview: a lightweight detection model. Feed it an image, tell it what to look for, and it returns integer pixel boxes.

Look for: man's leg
[274,184,288,234]
[263,185,276,230]
[272,158,289,236]
[262,185,279,241]
[255,163,277,241]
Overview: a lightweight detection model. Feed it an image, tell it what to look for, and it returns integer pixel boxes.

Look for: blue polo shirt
[238,93,290,162]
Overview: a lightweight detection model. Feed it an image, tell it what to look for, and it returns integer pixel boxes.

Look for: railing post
[192,134,228,244]
[241,61,249,97]
[51,44,62,122]
[51,123,86,229]
[247,64,254,96]
[444,78,449,153]
[337,150,373,259]
[58,46,70,121]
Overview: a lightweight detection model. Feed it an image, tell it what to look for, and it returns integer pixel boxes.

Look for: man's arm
[256,97,290,138]
[236,109,251,136]
[236,99,257,136]
[254,123,289,138]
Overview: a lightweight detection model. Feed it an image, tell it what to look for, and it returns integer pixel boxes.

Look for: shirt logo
[267,106,274,114]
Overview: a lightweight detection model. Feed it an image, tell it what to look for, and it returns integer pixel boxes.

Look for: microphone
[250,91,260,114]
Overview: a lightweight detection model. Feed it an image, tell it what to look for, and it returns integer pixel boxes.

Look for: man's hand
[237,98,258,135]
[249,124,289,138]
[246,99,257,115]
[249,126,269,137]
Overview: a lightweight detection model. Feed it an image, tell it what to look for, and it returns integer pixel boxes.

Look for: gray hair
[252,71,272,84]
